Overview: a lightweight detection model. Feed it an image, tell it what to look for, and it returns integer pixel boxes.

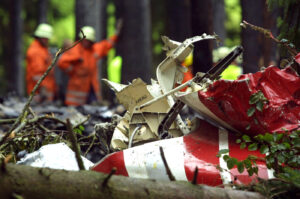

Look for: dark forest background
[0,0,299,99]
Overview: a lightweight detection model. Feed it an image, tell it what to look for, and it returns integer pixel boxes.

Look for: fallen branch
[0,163,265,199]
[240,20,298,56]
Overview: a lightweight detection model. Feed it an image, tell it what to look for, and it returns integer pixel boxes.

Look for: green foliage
[267,0,300,52]
[73,125,85,136]
[246,91,269,129]
[218,129,300,198]
[224,0,242,47]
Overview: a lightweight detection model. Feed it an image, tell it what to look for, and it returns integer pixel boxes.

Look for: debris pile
[0,34,299,189]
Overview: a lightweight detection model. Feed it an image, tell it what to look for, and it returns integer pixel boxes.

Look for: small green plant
[73,125,85,136]
[246,91,268,130]
[248,91,268,115]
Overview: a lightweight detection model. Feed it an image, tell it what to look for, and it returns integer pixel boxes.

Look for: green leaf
[246,124,251,130]
[256,101,264,112]
[247,107,256,117]
[218,149,229,155]
[240,142,246,149]
[277,154,286,163]
[282,142,291,149]
[259,145,269,154]
[236,139,241,144]
[227,158,236,169]
[263,133,273,142]
[254,134,264,141]
[243,159,252,168]
[223,155,230,161]
[237,162,244,173]
[290,131,299,139]
[248,143,258,151]
[242,135,252,142]
[247,168,254,176]
[253,166,259,174]
[79,125,85,131]
[273,133,284,142]
[249,94,260,104]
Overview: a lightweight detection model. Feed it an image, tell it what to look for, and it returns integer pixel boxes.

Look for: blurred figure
[58,23,121,106]
[26,23,56,102]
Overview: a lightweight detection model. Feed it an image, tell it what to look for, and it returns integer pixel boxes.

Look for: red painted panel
[91,151,129,176]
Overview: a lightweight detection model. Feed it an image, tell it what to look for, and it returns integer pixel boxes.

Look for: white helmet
[34,23,53,39]
[80,26,96,42]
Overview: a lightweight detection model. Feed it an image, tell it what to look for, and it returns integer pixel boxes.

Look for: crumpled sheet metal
[92,119,273,186]
[177,66,300,135]
[17,143,94,171]
[104,78,185,150]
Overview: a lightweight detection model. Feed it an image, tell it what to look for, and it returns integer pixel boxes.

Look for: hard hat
[80,26,96,42]
[183,52,193,67]
[34,23,53,39]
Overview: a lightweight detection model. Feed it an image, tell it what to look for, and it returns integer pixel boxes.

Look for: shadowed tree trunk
[37,0,48,24]
[190,0,213,74]
[212,0,226,48]
[0,164,265,199]
[166,0,191,42]
[6,0,24,96]
[241,0,265,73]
[75,0,104,41]
[115,0,152,83]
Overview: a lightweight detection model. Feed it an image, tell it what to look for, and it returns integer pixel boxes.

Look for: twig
[0,118,17,124]
[102,167,117,188]
[66,119,85,170]
[241,20,298,56]
[73,115,90,129]
[192,167,198,185]
[0,34,85,146]
[84,133,96,156]
[159,146,175,181]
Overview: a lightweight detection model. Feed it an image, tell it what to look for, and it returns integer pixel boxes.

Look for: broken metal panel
[116,78,170,114]
[178,66,300,135]
[102,79,127,93]
[156,34,217,94]
[18,143,94,171]
[92,119,272,185]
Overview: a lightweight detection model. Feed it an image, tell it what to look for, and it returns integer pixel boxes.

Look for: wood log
[0,163,265,199]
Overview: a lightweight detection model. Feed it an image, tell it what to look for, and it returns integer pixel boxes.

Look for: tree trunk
[0,163,265,199]
[241,0,264,73]
[212,0,226,48]
[263,4,279,66]
[37,0,48,24]
[6,0,24,96]
[75,0,103,40]
[190,0,213,74]
[166,0,191,42]
[115,0,152,83]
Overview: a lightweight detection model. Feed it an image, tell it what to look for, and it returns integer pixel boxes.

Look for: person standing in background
[58,21,122,106]
[26,23,56,102]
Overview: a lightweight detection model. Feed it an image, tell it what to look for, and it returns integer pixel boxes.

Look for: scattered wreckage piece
[92,118,273,186]
[103,34,219,149]
[17,143,94,171]
[177,66,300,135]
[103,78,185,150]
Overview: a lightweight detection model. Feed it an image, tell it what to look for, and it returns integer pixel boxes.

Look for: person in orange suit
[58,24,122,106]
[26,23,56,102]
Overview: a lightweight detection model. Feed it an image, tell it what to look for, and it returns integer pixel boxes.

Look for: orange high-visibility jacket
[58,36,117,106]
[26,39,56,101]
